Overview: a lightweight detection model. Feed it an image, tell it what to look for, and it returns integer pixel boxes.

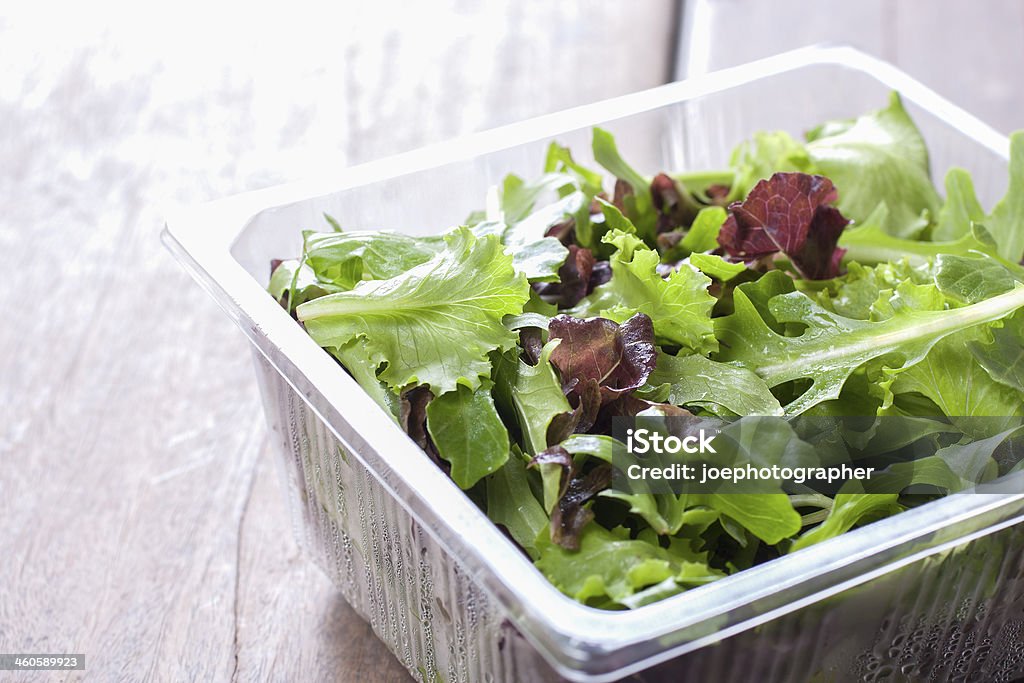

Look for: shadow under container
[163,47,1024,682]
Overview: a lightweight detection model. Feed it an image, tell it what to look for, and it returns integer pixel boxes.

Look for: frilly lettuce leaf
[297,227,529,394]
[811,259,929,321]
[329,339,400,423]
[718,172,850,280]
[535,523,721,605]
[303,229,445,289]
[571,225,717,353]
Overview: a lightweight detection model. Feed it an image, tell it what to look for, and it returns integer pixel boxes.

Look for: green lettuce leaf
[474,217,570,282]
[934,253,1021,304]
[426,381,510,488]
[696,493,800,545]
[812,259,928,321]
[268,258,341,311]
[303,230,445,289]
[716,272,1024,415]
[728,130,815,199]
[790,494,901,552]
[544,141,604,196]
[535,523,712,605]
[499,172,579,225]
[886,332,1024,422]
[985,132,1024,263]
[592,128,648,200]
[486,451,548,557]
[840,203,1002,266]
[592,128,659,242]
[330,339,400,422]
[932,168,986,241]
[805,92,941,238]
[876,255,1024,425]
[970,313,1024,393]
[555,434,688,535]
[680,206,728,254]
[687,253,747,282]
[492,341,572,455]
[643,352,783,417]
[297,227,530,394]
[509,237,569,282]
[570,228,717,353]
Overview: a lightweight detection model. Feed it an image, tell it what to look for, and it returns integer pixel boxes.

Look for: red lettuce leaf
[588,260,612,289]
[651,172,700,233]
[518,327,544,366]
[612,179,633,213]
[534,245,596,308]
[530,445,613,550]
[399,386,447,474]
[550,464,613,550]
[544,218,576,245]
[548,313,657,405]
[718,172,850,279]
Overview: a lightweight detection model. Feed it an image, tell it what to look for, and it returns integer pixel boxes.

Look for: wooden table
[2,2,1021,681]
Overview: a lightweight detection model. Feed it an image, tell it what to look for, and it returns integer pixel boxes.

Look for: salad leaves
[718,172,849,279]
[273,95,1024,609]
[297,227,529,394]
[716,271,1024,415]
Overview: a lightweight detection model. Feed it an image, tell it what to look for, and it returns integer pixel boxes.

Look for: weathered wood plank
[233,447,412,682]
[0,3,679,682]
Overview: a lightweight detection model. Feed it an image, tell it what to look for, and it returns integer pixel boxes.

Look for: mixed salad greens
[269,93,1024,609]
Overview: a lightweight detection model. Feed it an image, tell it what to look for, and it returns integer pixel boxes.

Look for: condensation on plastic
[164,47,1024,682]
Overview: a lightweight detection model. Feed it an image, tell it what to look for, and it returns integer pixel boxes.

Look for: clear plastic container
[163,47,1024,682]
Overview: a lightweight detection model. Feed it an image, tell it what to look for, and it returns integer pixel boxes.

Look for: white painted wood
[0,2,677,681]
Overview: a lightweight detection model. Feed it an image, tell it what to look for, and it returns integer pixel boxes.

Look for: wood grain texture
[2,1,1020,681]
[677,0,1024,134]
[0,2,677,681]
